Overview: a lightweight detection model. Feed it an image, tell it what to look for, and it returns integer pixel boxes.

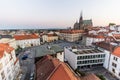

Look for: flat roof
[35,44,63,57]
[74,49,103,55]
[72,45,94,50]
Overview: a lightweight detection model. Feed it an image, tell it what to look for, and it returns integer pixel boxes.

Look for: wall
[64,47,77,69]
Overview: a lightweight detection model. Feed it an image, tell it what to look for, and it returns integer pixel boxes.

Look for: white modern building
[64,46,106,69]
[14,34,40,48]
[64,43,120,79]
[0,43,20,80]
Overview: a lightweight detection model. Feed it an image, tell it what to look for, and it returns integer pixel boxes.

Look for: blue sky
[0,0,120,29]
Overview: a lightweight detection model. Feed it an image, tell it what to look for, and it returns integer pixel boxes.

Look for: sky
[0,0,120,29]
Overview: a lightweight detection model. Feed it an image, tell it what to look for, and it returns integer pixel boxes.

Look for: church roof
[83,19,92,25]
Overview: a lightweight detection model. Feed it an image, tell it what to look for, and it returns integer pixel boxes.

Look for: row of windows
[113,57,118,61]
[77,54,105,60]
[77,59,104,64]
[112,62,117,68]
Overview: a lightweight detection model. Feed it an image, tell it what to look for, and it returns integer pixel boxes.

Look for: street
[17,40,83,80]
[80,66,119,80]
[18,48,35,80]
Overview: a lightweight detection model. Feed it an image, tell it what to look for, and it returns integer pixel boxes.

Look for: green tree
[109,23,116,26]
[96,74,106,80]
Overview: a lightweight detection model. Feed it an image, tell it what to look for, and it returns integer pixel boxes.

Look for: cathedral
[74,12,93,30]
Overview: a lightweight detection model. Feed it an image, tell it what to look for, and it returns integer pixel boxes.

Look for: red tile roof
[36,55,59,80]
[14,34,39,40]
[93,41,115,51]
[113,46,120,57]
[47,33,58,37]
[85,34,105,39]
[48,63,79,80]
[60,30,84,34]
[0,43,14,59]
[36,55,79,80]
[0,49,4,58]
[113,34,120,39]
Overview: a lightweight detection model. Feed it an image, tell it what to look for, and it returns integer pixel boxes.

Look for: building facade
[14,34,40,48]
[0,43,20,80]
[82,35,105,46]
[0,35,17,49]
[64,46,105,69]
[42,33,58,42]
[93,41,120,79]
[59,30,84,42]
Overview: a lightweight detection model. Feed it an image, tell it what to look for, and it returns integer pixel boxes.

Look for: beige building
[59,30,84,42]
[0,35,17,49]
[42,33,58,42]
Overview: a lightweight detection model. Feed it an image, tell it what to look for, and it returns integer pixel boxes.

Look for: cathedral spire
[79,11,83,29]
[79,11,83,23]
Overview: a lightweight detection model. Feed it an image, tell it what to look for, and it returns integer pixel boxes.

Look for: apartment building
[94,41,120,79]
[82,34,105,46]
[14,34,40,48]
[0,43,20,80]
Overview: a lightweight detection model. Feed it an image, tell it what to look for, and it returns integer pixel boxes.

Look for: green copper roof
[83,19,92,25]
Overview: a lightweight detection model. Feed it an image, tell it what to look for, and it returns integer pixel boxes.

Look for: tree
[109,23,116,26]
[96,74,106,80]
[16,46,22,52]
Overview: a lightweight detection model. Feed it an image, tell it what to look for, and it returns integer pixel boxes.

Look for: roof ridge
[36,55,52,66]
[46,63,62,80]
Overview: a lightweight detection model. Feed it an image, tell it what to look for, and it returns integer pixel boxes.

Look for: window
[93,55,95,58]
[98,55,100,58]
[1,71,5,79]
[112,68,115,73]
[112,62,117,68]
[119,73,120,76]
[103,54,105,57]
[113,57,118,61]
[88,56,90,59]
[7,67,10,73]
[8,74,12,80]
[85,56,87,59]
[0,63,3,70]
[60,53,62,55]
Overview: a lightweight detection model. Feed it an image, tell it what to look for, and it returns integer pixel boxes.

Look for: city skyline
[0,0,120,29]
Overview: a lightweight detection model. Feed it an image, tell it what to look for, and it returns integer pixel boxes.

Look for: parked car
[29,72,34,80]
[22,55,28,60]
